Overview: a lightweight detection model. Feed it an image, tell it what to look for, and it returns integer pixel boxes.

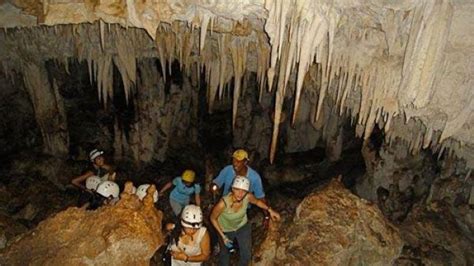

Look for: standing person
[211,149,265,200]
[160,169,202,216]
[71,149,116,189]
[167,205,211,265]
[210,176,280,266]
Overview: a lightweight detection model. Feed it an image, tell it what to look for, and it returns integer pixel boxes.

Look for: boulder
[254,178,403,265]
[396,201,474,265]
[0,183,164,265]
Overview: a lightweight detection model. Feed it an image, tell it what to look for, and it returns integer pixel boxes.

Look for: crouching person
[168,204,211,265]
[210,176,281,266]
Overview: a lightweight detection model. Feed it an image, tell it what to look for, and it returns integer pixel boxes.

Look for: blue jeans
[218,223,252,266]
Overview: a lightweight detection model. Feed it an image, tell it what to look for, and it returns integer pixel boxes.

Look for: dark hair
[170,221,184,245]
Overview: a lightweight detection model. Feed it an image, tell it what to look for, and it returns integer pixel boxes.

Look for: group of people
[71,148,281,266]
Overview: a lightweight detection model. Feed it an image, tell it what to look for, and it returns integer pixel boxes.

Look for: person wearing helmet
[159,169,202,216]
[71,149,116,207]
[71,149,116,189]
[210,176,280,266]
[165,205,211,265]
[211,149,271,229]
[211,149,265,200]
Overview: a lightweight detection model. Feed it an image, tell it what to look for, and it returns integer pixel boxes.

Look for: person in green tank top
[210,176,280,266]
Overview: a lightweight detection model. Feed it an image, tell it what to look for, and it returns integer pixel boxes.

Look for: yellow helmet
[182,170,196,183]
[232,149,249,161]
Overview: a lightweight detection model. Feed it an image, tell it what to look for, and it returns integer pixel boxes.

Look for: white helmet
[181,204,203,228]
[89,149,104,162]
[85,176,102,190]
[232,176,250,191]
[96,181,120,199]
[135,184,158,203]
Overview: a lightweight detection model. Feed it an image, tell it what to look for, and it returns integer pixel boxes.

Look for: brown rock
[0,187,164,265]
[397,202,474,265]
[254,179,403,265]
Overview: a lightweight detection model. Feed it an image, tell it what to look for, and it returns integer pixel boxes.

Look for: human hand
[269,209,281,221]
[170,251,187,261]
[222,236,232,246]
[165,223,175,232]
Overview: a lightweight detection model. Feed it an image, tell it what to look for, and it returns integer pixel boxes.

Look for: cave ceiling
[0,0,473,168]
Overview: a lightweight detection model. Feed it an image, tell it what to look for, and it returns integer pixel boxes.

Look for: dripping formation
[0,0,472,169]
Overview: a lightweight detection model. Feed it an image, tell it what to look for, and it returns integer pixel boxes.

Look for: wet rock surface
[254,178,403,265]
[0,185,164,265]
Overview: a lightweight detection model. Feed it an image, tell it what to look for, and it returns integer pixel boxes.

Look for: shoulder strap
[221,197,228,208]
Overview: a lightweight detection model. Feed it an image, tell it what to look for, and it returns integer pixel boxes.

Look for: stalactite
[96,55,113,107]
[206,59,220,113]
[200,13,212,51]
[217,34,229,100]
[230,38,248,130]
[21,61,69,156]
[399,1,452,108]
[256,33,270,103]
[155,37,167,83]
[99,19,105,51]
[114,28,137,105]
[0,1,472,169]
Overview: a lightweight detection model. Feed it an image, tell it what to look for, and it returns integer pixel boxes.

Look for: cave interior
[0,0,473,265]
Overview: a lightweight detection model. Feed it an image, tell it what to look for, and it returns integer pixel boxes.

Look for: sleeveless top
[86,165,110,180]
[170,227,207,266]
[218,194,249,232]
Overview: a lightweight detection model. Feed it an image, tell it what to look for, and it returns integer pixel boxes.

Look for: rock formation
[253,178,403,265]
[0,0,472,171]
[396,201,474,265]
[0,183,164,265]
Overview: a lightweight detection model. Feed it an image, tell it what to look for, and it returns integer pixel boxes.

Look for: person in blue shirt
[160,169,202,216]
[212,149,265,200]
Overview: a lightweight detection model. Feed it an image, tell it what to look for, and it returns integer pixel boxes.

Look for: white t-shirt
[170,227,207,266]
